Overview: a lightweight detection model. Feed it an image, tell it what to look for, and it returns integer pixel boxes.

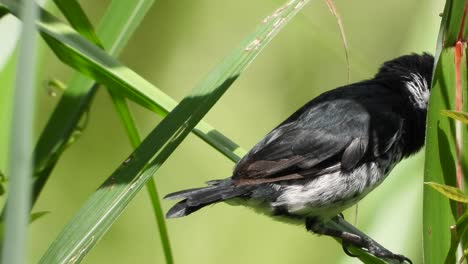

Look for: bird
[165,53,434,263]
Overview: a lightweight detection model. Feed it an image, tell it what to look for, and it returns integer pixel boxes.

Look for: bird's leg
[305,216,412,264]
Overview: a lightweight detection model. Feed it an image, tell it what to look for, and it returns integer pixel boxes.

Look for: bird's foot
[340,232,412,264]
[305,217,411,263]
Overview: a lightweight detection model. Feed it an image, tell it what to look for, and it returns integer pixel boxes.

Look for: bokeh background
[0,0,444,263]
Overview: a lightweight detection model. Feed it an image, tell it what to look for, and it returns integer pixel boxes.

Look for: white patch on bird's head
[404,73,430,109]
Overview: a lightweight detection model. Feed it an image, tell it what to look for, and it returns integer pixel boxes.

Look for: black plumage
[165,53,434,262]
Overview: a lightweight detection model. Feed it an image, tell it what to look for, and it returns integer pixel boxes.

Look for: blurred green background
[0,0,444,263]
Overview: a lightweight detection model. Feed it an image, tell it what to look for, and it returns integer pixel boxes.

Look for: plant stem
[1,0,39,263]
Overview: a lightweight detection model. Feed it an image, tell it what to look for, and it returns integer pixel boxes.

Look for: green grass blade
[38,1,312,262]
[30,0,153,208]
[107,90,174,264]
[424,1,468,263]
[51,1,173,263]
[52,0,102,47]
[441,0,468,46]
[144,178,173,263]
[107,90,141,146]
[1,0,38,263]
[424,47,460,264]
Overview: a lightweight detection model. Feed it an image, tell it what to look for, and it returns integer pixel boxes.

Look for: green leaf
[441,110,468,124]
[52,0,103,48]
[440,0,468,46]
[424,41,459,264]
[424,1,468,263]
[38,1,312,263]
[425,182,468,203]
[424,50,456,264]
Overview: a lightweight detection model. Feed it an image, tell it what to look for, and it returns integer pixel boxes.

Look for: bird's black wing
[232,91,403,182]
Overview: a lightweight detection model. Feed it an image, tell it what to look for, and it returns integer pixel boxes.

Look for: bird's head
[375,53,434,110]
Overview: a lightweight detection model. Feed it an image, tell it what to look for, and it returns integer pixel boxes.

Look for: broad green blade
[441,0,468,46]
[38,1,312,263]
[424,46,460,264]
[424,1,468,263]
[425,182,468,203]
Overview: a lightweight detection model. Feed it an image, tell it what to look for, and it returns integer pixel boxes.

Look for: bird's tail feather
[165,180,249,218]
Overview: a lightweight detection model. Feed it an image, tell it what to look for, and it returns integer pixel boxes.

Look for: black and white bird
[165,53,434,262]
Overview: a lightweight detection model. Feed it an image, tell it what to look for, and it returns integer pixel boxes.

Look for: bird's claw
[365,240,412,264]
[309,216,412,263]
[343,236,412,264]
[341,240,358,258]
